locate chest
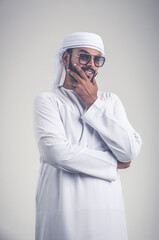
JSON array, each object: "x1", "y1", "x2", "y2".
[{"x1": 58, "y1": 98, "x2": 109, "y2": 151}]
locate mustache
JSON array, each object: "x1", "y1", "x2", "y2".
[{"x1": 81, "y1": 67, "x2": 95, "y2": 75}]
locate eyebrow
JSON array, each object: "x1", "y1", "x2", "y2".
[
  {"x1": 79, "y1": 49, "x2": 90, "y2": 54},
  {"x1": 79, "y1": 49, "x2": 101, "y2": 56}
]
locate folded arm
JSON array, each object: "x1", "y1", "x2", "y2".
[
  {"x1": 33, "y1": 93, "x2": 118, "y2": 181},
  {"x1": 82, "y1": 93, "x2": 142, "y2": 162}
]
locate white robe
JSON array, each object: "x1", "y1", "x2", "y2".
[{"x1": 33, "y1": 86, "x2": 142, "y2": 240}]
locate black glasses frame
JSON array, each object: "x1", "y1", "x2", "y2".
[{"x1": 68, "y1": 52, "x2": 105, "y2": 67}]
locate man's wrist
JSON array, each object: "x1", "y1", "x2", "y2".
[{"x1": 87, "y1": 96, "x2": 98, "y2": 108}]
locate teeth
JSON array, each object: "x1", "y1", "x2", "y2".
[{"x1": 85, "y1": 71, "x2": 92, "y2": 74}]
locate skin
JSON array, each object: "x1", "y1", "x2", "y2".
[
  {"x1": 63, "y1": 47, "x2": 99, "y2": 108},
  {"x1": 62, "y1": 47, "x2": 131, "y2": 169}
]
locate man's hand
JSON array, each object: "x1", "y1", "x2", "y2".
[
  {"x1": 117, "y1": 161, "x2": 131, "y2": 169},
  {"x1": 67, "y1": 64, "x2": 98, "y2": 108}
]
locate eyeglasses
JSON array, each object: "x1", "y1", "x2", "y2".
[{"x1": 69, "y1": 53, "x2": 105, "y2": 67}]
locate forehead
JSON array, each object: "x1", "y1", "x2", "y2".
[{"x1": 74, "y1": 47, "x2": 101, "y2": 55}]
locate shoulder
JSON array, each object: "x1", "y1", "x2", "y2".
[
  {"x1": 34, "y1": 87, "x2": 63, "y2": 102},
  {"x1": 33, "y1": 89, "x2": 62, "y2": 110},
  {"x1": 34, "y1": 92, "x2": 55, "y2": 100},
  {"x1": 34, "y1": 92, "x2": 54, "y2": 104}
]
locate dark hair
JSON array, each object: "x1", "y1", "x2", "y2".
[{"x1": 66, "y1": 48, "x2": 74, "y2": 54}]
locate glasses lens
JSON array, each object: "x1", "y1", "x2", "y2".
[
  {"x1": 94, "y1": 56, "x2": 105, "y2": 67},
  {"x1": 79, "y1": 54, "x2": 91, "y2": 65}
]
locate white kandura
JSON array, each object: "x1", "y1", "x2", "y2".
[{"x1": 33, "y1": 86, "x2": 142, "y2": 240}]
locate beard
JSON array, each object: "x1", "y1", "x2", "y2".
[{"x1": 68, "y1": 56, "x2": 96, "y2": 83}]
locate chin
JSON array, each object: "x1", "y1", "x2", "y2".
[{"x1": 86, "y1": 74, "x2": 93, "y2": 80}]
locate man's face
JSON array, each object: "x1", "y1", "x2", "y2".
[{"x1": 68, "y1": 47, "x2": 101, "y2": 82}]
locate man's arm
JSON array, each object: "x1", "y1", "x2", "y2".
[
  {"x1": 82, "y1": 94, "x2": 142, "y2": 162},
  {"x1": 68, "y1": 64, "x2": 142, "y2": 163},
  {"x1": 33, "y1": 93, "x2": 118, "y2": 181}
]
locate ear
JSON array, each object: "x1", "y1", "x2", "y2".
[{"x1": 62, "y1": 52, "x2": 69, "y2": 67}]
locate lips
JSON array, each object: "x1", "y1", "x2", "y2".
[
  {"x1": 82, "y1": 68, "x2": 95, "y2": 78},
  {"x1": 85, "y1": 70, "x2": 93, "y2": 76}
]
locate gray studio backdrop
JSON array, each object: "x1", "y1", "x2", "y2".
[{"x1": 1, "y1": 0, "x2": 159, "y2": 239}]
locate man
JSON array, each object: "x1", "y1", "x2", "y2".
[{"x1": 33, "y1": 32, "x2": 142, "y2": 240}]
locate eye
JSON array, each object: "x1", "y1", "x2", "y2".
[
  {"x1": 95, "y1": 56, "x2": 100, "y2": 64},
  {"x1": 80, "y1": 54, "x2": 90, "y2": 61},
  {"x1": 95, "y1": 56, "x2": 105, "y2": 66}
]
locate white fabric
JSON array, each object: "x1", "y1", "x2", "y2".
[
  {"x1": 52, "y1": 32, "x2": 105, "y2": 90},
  {"x1": 33, "y1": 87, "x2": 142, "y2": 240}
]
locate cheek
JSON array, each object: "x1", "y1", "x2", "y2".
[
  {"x1": 95, "y1": 68, "x2": 99, "y2": 73},
  {"x1": 71, "y1": 55, "x2": 78, "y2": 64}
]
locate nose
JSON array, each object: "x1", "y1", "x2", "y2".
[{"x1": 88, "y1": 56, "x2": 95, "y2": 67}]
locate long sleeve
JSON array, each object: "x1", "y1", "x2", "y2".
[
  {"x1": 82, "y1": 93, "x2": 142, "y2": 162},
  {"x1": 33, "y1": 93, "x2": 118, "y2": 181}
]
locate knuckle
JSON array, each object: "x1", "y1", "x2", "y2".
[
  {"x1": 125, "y1": 162, "x2": 130, "y2": 168},
  {"x1": 75, "y1": 65, "x2": 82, "y2": 72}
]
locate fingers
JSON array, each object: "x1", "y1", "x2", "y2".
[
  {"x1": 67, "y1": 65, "x2": 98, "y2": 93},
  {"x1": 73, "y1": 63, "x2": 88, "y2": 80},
  {"x1": 68, "y1": 63, "x2": 88, "y2": 82},
  {"x1": 68, "y1": 73, "x2": 78, "y2": 83},
  {"x1": 67, "y1": 69, "x2": 82, "y2": 83},
  {"x1": 117, "y1": 161, "x2": 131, "y2": 169}
]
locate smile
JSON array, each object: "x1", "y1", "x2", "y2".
[
  {"x1": 85, "y1": 70, "x2": 93, "y2": 75},
  {"x1": 82, "y1": 68, "x2": 95, "y2": 77}
]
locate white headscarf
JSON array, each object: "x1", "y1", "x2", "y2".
[{"x1": 52, "y1": 32, "x2": 105, "y2": 90}]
